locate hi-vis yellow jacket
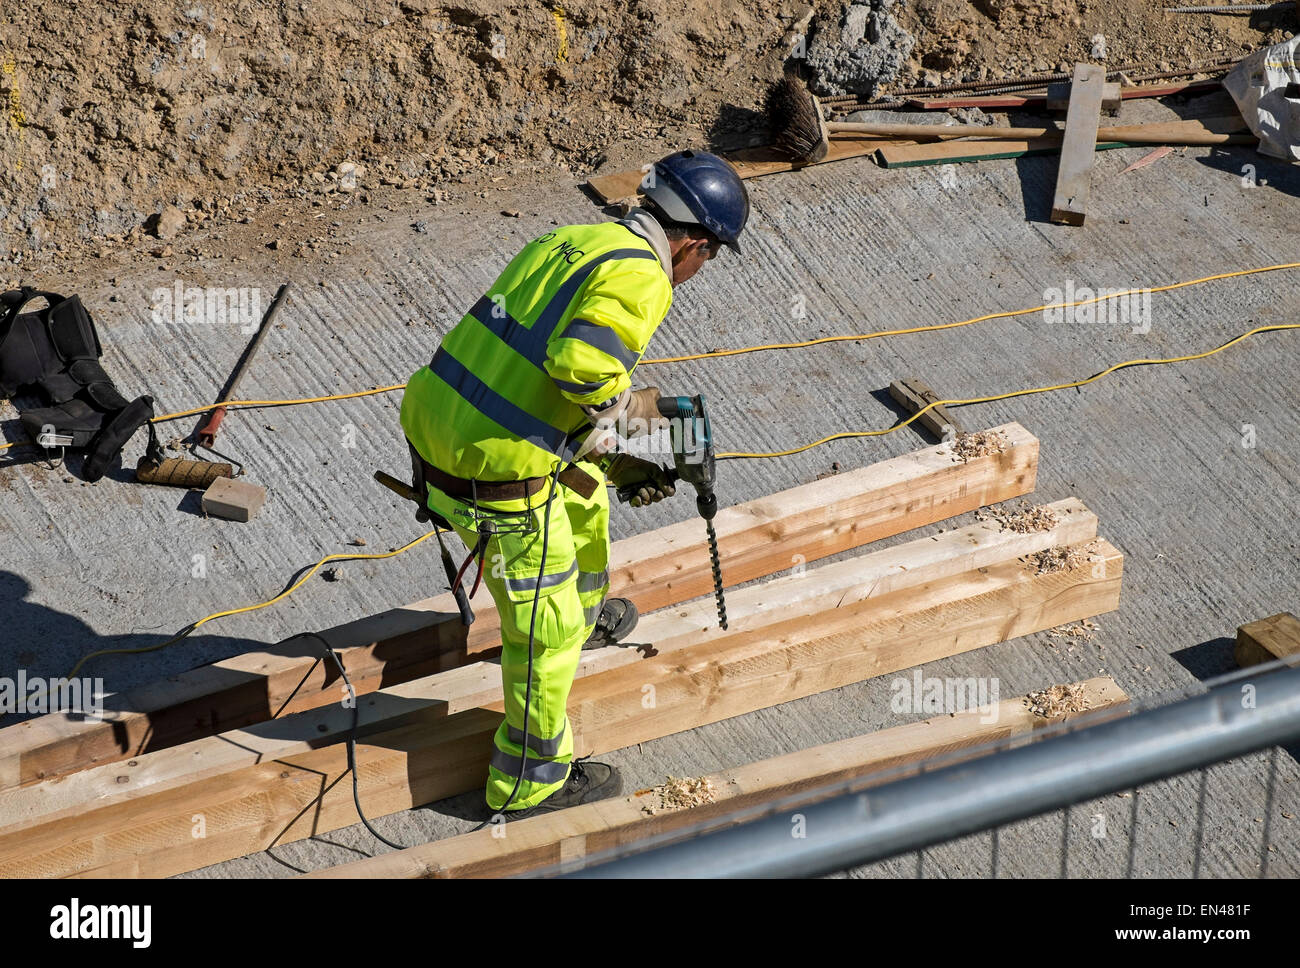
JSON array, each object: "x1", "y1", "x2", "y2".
[{"x1": 400, "y1": 221, "x2": 673, "y2": 481}]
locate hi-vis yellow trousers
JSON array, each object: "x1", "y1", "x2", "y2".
[{"x1": 425, "y1": 465, "x2": 610, "y2": 812}]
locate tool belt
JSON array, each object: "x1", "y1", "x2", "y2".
[
  {"x1": 421, "y1": 457, "x2": 546, "y2": 502},
  {"x1": 411, "y1": 444, "x2": 600, "y2": 505}
]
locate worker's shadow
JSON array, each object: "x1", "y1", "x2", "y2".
[{"x1": 0, "y1": 571, "x2": 272, "y2": 723}]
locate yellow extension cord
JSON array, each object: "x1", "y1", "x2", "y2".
[
  {"x1": 3, "y1": 259, "x2": 1299, "y2": 457},
  {"x1": 64, "y1": 529, "x2": 440, "y2": 680},
  {"x1": 3, "y1": 259, "x2": 1295, "y2": 677}
]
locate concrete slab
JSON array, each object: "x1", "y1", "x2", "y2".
[{"x1": 3, "y1": 134, "x2": 1298, "y2": 878}]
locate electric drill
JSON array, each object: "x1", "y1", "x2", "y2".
[{"x1": 616, "y1": 394, "x2": 727, "y2": 629}]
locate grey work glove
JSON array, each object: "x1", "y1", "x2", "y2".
[
  {"x1": 625, "y1": 387, "x2": 669, "y2": 436},
  {"x1": 604, "y1": 452, "x2": 676, "y2": 507}
]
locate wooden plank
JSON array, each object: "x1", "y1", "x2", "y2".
[
  {"x1": 876, "y1": 138, "x2": 1132, "y2": 169},
  {"x1": 877, "y1": 116, "x2": 1250, "y2": 168},
  {"x1": 307, "y1": 676, "x2": 1129, "y2": 878},
  {"x1": 584, "y1": 138, "x2": 899, "y2": 204},
  {"x1": 1051, "y1": 63, "x2": 1108, "y2": 226},
  {"x1": 0, "y1": 536, "x2": 1123, "y2": 877},
  {"x1": 0, "y1": 424, "x2": 1040, "y2": 790},
  {"x1": 888, "y1": 377, "x2": 965, "y2": 438},
  {"x1": 0, "y1": 498, "x2": 1098, "y2": 828},
  {"x1": 1103, "y1": 116, "x2": 1249, "y2": 142},
  {"x1": 1234, "y1": 613, "x2": 1300, "y2": 668}
]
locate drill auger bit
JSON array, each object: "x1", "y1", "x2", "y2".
[{"x1": 706, "y1": 519, "x2": 727, "y2": 630}]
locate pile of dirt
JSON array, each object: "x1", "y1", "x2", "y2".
[
  {"x1": 0, "y1": 1, "x2": 1287, "y2": 266},
  {"x1": 895, "y1": 0, "x2": 1289, "y2": 88},
  {"x1": 0, "y1": 0, "x2": 815, "y2": 261}
]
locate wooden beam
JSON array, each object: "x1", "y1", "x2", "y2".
[
  {"x1": 0, "y1": 498, "x2": 1098, "y2": 829},
  {"x1": 1051, "y1": 63, "x2": 1108, "y2": 226},
  {"x1": 1234, "y1": 613, "x2": 1300, "y2": 668},
  {"x1": 0, "y1": 533, "x2": 1122, "y2": 878},
  {"x1": 307, "y1": 676, "x2": 1129, "y2": 878},
  {"x1": 875, "y1": 116, "x2": 1251, "y2": 169},
  {"x1": 0, "y1": 424, "x2": 1040, "y2": 791}
]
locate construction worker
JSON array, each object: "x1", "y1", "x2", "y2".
[{"x1": 399, "y1": 149, "x2": 749, "y2": 819}]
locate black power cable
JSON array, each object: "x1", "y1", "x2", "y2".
[
  {"x1": 297, "y1": 631, "x2": 407, "y2": 850},
  {"x1": 494, "y1": 464, "x2": 562, "y2": 817},
  {"x1": 298, "y1": 464, "x2": 564, "y2": 848}
]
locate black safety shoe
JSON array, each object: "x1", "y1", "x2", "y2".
[
  {"x1": 583, "y1": 597, "x2": 639, "y2": 649},
  {"x1": 486, "y1": 757, "x2": 623, "y2": 824}
]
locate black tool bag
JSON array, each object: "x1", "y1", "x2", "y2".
[{"x1": 0, "y1": 287, "x2": 154, "y2": 481}]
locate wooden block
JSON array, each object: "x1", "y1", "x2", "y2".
[
  {"x1": 0, "y1": 533, "x2": 1123, "y2": 877},
  {"x1": 0, "y1": 424, "x2": 1040, "y2": 791},
  {"x1": 1048, "y1": 81, "x2": 1121, "y2": 114},
  {"x1": 1051, "y1": 64, "x2": 1107, "y2": 226},
  {"x1": 201, "y1": 477, "x2": 266, "y2": 522},
  {"x1": 1234, "y1": 613, "x2": 1300, "y2": 668},
  {"x1": 306, "y1": 676, "x2": 1129, "y2": 878},
  {"x1": 889, "y1": 377, "x2": 965, "y2": 438}
]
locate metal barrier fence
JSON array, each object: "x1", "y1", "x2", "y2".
[{"x1": 556, "y1": 659, "x2": 1300, "y2": 879}]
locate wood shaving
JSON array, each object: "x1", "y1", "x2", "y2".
[
  {"x1": 1026, "y1": 540, "x2": 1100, "y2": 575},
  {"x1": 1024, "y1": 681, "x2": 1093, "y2": 719},
  {"x1": 947, "y1": 429, "x2": 1007, "y2": 463},
  {"x1": 1046, "y1": 619, "x2": 1101, "y2": 642},
  {"x1": 975, "y1": 500, "x2": 1060, "y2": 533},
  {"x1": 639, "y1": 775, "x2": 718, "y2": 816}
]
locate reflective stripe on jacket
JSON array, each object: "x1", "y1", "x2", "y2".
[{"x1": 401, "y1": 221, "x2": 673, "y2": 480}]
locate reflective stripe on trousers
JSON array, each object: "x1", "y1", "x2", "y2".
[
  {"x1": 424, "y1": 463, "x2": 610, "y2": 812},
  {"x1": 507, "y1": 721, "x2": 567, "y2": 757}
]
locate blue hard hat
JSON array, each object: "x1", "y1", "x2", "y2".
[{"x1": 643, "y1": 150, "x2": 749, "y2": 252}]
